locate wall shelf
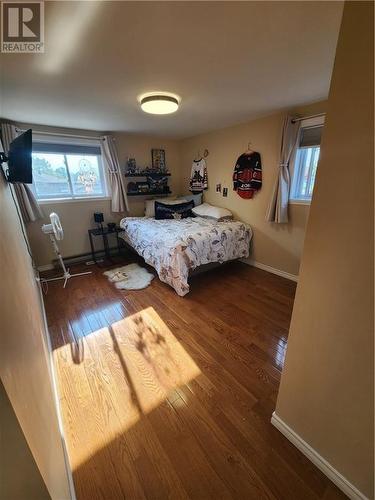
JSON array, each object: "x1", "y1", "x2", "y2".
[
  {"x1": 127, "y1": 190, "x2": 172, "y2": 197},
  {"x1": 125, "y1": 172, "x2": 171, "y2": 178},
  {"x1": 125, "y1": 171, "x2": 171, "y2": 199}
]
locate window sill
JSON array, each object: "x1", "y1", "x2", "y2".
[
  {"x1": 38, "y1": 196, "x2": 111, "y2": 205},
  {"x1": 289, "y1": 198, "x2": 311, "y2": 206}
]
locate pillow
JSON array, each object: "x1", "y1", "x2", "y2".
[
  {"x1": 177, "y1": 193, "x2": 203, "y2": 207},
  {"x1": 155, "y1": 200, "x2": 195, "y2": 220},
  {"x1": 192, "y1": 202, "x2": 233, "y2": 221},
  {"x1": 145, "y1": 197, "x2": 185, "y2": 218}
]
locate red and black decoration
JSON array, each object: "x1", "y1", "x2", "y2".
[{"x1": 233, "y1": 151, "x2": 262, "y2": 199}]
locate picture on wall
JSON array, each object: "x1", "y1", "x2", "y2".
[{"x1": 151, "y1": 149, "x2": 166, "y2": 171}]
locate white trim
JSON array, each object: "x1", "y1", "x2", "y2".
[
  {"x1": 289, "y1": 198, "x2": 311, "y2": 206},
  {"x1": 38, "y1": 196, "x2": 111, "y2": 205},
  {"x1": 241, "y1": 259, "x2": 298, "y2": 282},
  {"x1": 37, "y1": 264, "x2": 55, "y2": 272},
  {"x1": 271, "y1": 413, "x2": 369, "y2": 500}
]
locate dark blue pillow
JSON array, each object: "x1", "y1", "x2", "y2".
[{"x1": 155, "y1": 200, "x2": 195, "y2": 220}]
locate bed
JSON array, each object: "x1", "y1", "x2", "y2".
[{"x1": 118, "y1": 216, "x2": 252, "y2": 296}]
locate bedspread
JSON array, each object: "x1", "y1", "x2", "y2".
[{"x1": 119, "y1": 216, "x2": 252, "y2": 296}]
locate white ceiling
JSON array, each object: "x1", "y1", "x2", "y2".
[{"x1": 0, "y1": 1, "x2": 343, "y2": 138}]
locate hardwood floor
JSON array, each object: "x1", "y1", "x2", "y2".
[{"x1": 43, "y1": 258, "x2": 347, "y2": 500}]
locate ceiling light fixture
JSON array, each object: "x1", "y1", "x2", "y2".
[{"x1": 140, "y1": 93, "x2": 179, "y2": 115}]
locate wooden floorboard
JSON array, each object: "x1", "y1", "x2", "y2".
[{"x1": 42, "y1": 258, "x2": 348, "y2": 499}]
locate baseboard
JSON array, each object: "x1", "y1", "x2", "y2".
[
  {"x1": 241, "y1": 259, "x2": 299, "y2": 282},
  {"x1": 37, "y1": 264, "x2": 55, "y2": 272},
  {"x1": 271, "y1": 412, "x2": 369, "y2": 500},
  {"x1": 37, "y1": 246, "x2": 120, "y2": 272}
]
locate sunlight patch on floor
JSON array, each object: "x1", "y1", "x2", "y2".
[
  {"x1": 54, "y1": 306, "x2": 201, "y2": 470},
  {"x1": 111, "y1": 306, "x2": 201, "y2": 414}
]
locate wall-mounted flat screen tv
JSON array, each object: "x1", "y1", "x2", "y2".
[{"x1": 6, "y1": 129, "x2": 32, "y2": 184}]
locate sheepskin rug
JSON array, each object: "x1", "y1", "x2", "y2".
[{"x1": 104, "y1": 263, "x2": 154, "y2": 290}]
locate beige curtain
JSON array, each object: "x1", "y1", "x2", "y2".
[
  {"x1": 266, "y1": 116, "x2": 301, "y2": 223},
  {"x1": 1, "y1": 123, "x2": 43, "y2": 223},
  {"x1": 100, "y1": 135, "x2": 129, "y2": 213}
]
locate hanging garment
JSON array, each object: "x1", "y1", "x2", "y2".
[
  {"x1": 190, "y1": 158, "x2": 208, "y2": 193},
  {"x1": 233, "y1": 151, "x2": 262, "y2": 199}
]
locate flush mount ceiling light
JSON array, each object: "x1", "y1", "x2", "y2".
[{"x1": 140, "y1": 93, "x2": 179, "y2": 115}]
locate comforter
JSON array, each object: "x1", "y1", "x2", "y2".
[{"x1": 119, "y1": 216, "x2": 252, "y2": 296}]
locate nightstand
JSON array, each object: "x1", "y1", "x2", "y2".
[{"x1": 88, "y1": 226, "x2": 124, "y2": 265}]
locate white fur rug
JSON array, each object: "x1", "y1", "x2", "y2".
[{"x1": 104, "y1": 263, "x2": 154, "y2": 290}]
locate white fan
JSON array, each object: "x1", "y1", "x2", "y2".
[{"x1": 41, "y1": 212, "x2": 92, "y2": 288}]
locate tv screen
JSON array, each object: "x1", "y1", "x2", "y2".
[{"x1": 7, "y1": 129, "x2": 32, "y2": 184}]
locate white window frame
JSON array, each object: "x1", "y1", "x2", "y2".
[
  {"x1": 31, "y1": 133, "x2": 110, "y2": 204},
  {"x1": 289, "y1": 115, "x2": 325, "y2": 205}
]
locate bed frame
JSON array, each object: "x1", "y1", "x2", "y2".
[{"x1": 118, "y1": 236, "x2": 231, "y2": 277}]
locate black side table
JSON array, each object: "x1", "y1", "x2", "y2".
[{"x1": 88, "y1": 227, "x2": 124, "y2": 265}]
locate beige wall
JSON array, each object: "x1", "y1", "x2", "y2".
[
  {"x1": 21, "y1": 123, "x2": 182, "y2": 267},
  {"x1": 20, "y1": 101, "x2": 326, "y2": 271},
  {"x1": 113, "y1": 131, "x2": 183, "y2": 217},
  {"x1": 275, "y1": 2, "x2": 374, "y2": 498},
  {"x1": 0, "y1": 380, "x2": 50, "y2": 500},
  {"x1": 0, "y1": 171, "x2": 72, "y2": 497},
  {"x1": 180, "y1": 100, "x2": 327, "y2": 276},
  {"x1": 27, "y1": 197, "x2": 123, "y2": 266}
]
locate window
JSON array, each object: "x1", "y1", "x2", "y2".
[
  {"x1": 290, "y1": 116, "x2": 325, "y2": 203},
  {"x1": 31, "y1": 139, "x2": 107, "y2": 201}
]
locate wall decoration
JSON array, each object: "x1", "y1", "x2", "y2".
[
  {"x1": 126, "y1": 157, "x2": 138, "y2": 174},
  {"x1": 223, "y1": 187, "x2": 228, "y2": 197},
  {"x1": 147, "y1": 175, "x2": 169, "y2": 193},
  {"x1": 233, "y1": 148, "x2": 262, "y2": 199},
  {"x1": 189, "y1": 157, "x2": 208, "y2": 193},
  {"x1": 216, "y1": 183, "x2": 221, "y2": 193},
  {"x1": 151, "y1": 149, "x2": 166, "y2": 171}
]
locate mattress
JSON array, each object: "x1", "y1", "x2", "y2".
[{"x1": 119, "y1": 216, "x2": 252, "y2": 296}]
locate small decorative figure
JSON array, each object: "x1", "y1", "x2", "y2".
[{"x1": 126, "y1": 157, "x2": 137, "y2": 174}]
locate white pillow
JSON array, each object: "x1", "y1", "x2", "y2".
[
  {"x1": 145, "y1": 197, "x2": 187, "y2": 218},
  {"x1": 192, "y1": 202, "x2": 233, "y2": 221},
  {"x1": 176, "y1": 193, "x2": 203, "y2": 207}
]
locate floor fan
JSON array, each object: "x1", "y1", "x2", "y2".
[{"x1": 41, "y1": 212, "x2": 92, "y2": 288}]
